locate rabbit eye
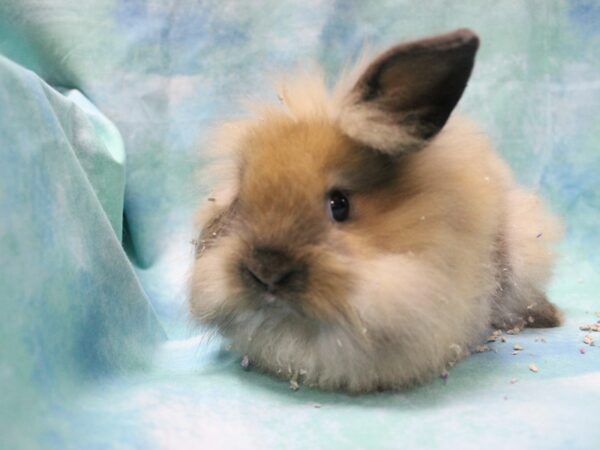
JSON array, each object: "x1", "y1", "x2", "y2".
[{"x1": 328, "y1": 190, "x2": 350, "y2": 222}]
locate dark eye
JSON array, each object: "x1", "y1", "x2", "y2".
[{"x1": 328, "y1": 190, "x2": 350, "y2": 222}]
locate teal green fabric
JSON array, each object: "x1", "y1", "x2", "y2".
[
  {"x1": 1, "y1": 1, "x2": 599, "y2": 449},
  {"x1": 0, "y1": 56, "x2": 164, "y2": 449}
]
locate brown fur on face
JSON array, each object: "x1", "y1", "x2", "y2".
[
  {"x1": 213, "y1": 116, "x2": 366, "y2": 324},
  {"x1": 190, "y1": 29, "x2": 562, "y2": 393}
]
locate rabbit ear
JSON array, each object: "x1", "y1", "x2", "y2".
[{"x1": 339, "y1": 29, "x2": 479, "y2": 154}]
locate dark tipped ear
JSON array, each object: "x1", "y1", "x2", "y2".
[{"x1": 339, "y1": 29, "x2": 479, "y2": 154}]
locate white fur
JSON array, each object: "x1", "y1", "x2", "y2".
[{"x1": 337, "y1": 94, "x2": 423, "y2": 154}]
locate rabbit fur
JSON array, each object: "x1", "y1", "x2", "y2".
[{"x1": 189, "y1": 29, "x2": 562, "y2": 393}]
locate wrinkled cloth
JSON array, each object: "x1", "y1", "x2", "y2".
[{"x1": 0, "y1": 1, "x2": 599, "y2": 449}]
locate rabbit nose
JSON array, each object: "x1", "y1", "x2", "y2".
[{"x1": 241, "y1": 247, "x2": 306, "y2": 292}]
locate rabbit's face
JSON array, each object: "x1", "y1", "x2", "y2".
[{"x1": 193, "y1": 116, "x2": 403, "y2": 327}]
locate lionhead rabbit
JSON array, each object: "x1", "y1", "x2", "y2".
[{"x1": 190, "y1": 29, "x2": 562, "y2": 393}]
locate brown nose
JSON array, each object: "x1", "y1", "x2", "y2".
[{"x1": 241, "y1": 247, "x2": 306, "y2": 292}]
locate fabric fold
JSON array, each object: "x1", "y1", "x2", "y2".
[{"x1": 0, "y1": 55, "x2": 164, "y2": 449}]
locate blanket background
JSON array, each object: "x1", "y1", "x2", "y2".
[{"x1": 1, "y1": 1, "x2": 598, "y2": 448}]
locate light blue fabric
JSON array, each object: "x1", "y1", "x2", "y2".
[
  {"x1": 0, "y1": 55, "x2": 164, "y2": 449},
  {"x1": 0, "y1": 1, "x2": 599, "y2": 449}
]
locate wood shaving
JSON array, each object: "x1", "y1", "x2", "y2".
[
  {"x1": 289, "y1": 372, "x2": 300, "y2": 391},
  {"x1": 527, "y1": 316, "x2": 535, "y2": 324},
  {"x1": 582, "y1": 335, "x2": 594, "y2": 346},
  {"x1": 528, "y1": 363, "x2": 539, "y2": 373},
  {"x1": 579, "y1": 323, "x2": 600, "y2": 332},
  {"x1": 240, "y1": 355, "x2": 250, "y2": 370},
  {"x1": 440, "y1": 371, "x2": 449, "y2": 383},
  {"x1": 474, "y1": 344, "x2": 490, "y2": 353},
  {"x1": 513, "y1": 343, "x2": 523, "y2": 351},
  {"x1": 487, "y1": 330, "x2": 503, "y2": 342},
  {"x1": 506, "y1": 327, "x2": 521, "y2": 335}
]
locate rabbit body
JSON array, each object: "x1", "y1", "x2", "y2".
[{"x1": 190, "y1": 30, "x2": 562, "y2": 392}]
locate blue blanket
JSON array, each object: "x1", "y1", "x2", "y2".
[{"x1": 1, "y1": 1, "x2": 599, "y2": 448}]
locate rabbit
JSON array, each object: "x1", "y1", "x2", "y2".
[{"x1": 189, "y1": 29, "x2": 563, "y2": 393}]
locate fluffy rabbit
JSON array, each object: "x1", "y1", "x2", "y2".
[{"x1": 189, "y1": 29, "x2": 562, "y2": 393}]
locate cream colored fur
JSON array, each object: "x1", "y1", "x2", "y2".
[{"x1": 189, "y1": 50, "x2": 562, "y2": 393}]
